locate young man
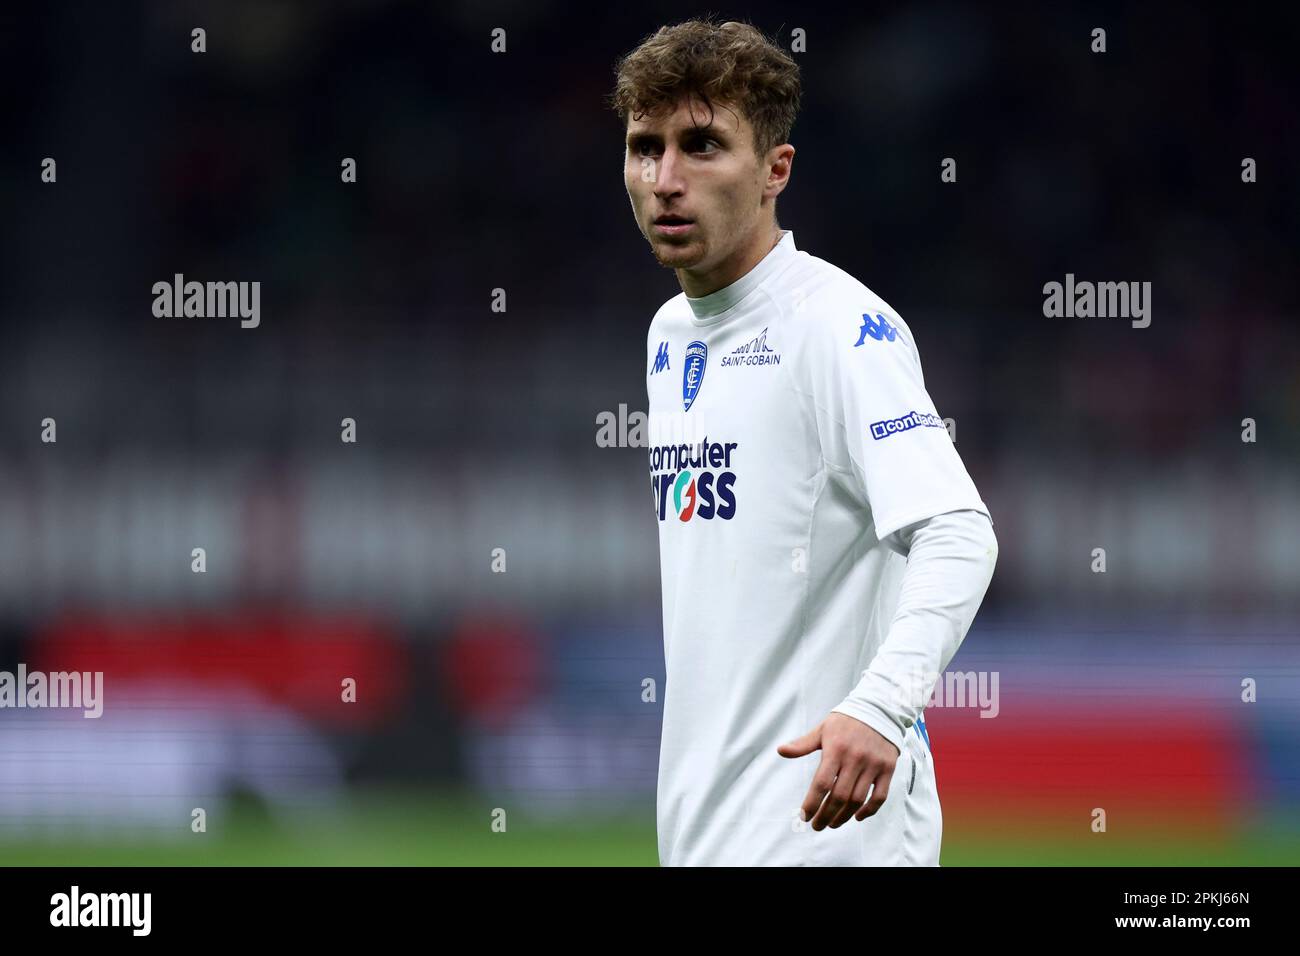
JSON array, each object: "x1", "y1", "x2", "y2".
[{"x1": 611, "y1": 19, "x2": 998, "y2": 866}]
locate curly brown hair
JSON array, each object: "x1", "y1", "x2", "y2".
[{"x1": 608, "y1": 17, "x2": 801, "y2": 158}]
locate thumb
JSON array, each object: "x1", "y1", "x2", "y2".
[{"x1": 777, "y1": 725, "x2": 822, "y2": 758}]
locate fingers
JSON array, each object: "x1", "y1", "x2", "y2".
[
  {"x1": 810, "y1": 757, "x2": 863, "y2": 830},
  {"x1": 828, "y1": 770, "x2": 874, "y2": 829},
  {"x1": 777, "y1": 727, "x2": 821, "y2": 759},
  {"x1": 798, "y1": 754, "x2": 839, "y2": 826},
  {"x1": 854, "y1": 764, "x2": 894, "y2": 821},
  {"x1": 786, "y1": 717, "x2": 902, "y2": 830}
]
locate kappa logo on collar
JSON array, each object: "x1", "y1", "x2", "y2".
[{"x1": 682, "y1": 340, "x2": 708, "y2": 412}]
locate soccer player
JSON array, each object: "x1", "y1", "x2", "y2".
[{"x1": 611, "y1": 18, "x2": 1000, "y2": 866}]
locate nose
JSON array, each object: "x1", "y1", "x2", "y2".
[{"x1": 653, "y1": 145, "x2": 686, "y2": 202}]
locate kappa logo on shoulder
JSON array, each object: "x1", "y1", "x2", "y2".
[
  {"x1": 682, "y1": 340, "x2": 708, "y2": 411},
  {"x1": 855, "y1": 312, "x2": 900, "y2": 345}
]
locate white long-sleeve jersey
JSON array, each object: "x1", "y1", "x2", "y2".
[{"x1": 645, "y1": 229, "x2": 997, "y2": 866}]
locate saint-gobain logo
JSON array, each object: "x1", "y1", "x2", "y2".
[{"x1": 682, "y1": 340, "x2": 708, "y2": 412}]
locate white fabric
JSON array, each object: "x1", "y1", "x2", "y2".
[
  {"x1": 833, "y1": 508, "x2": 999, "y2": 752},
  {"x1": 645, "y1": 229, "x2": 996, "y2": 865}
]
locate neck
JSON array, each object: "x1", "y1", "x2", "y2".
[{"x1": 678, "y1": 223, "x2": 783, "y2": 298}]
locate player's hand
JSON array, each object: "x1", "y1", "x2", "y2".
[{"x1": 776, "y1": 713, "x2": 901, "y2": 830}]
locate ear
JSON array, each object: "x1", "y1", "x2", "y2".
[{"x1": 766, "y1": 143, "x2": 795, "y2": 197}]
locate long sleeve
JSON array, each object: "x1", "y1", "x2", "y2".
[
  {"x1": 786, "y1": 289, "x2": 996, "y2": 752},
  {"x1": 830, "y1": 508, "x2": 998, "y2": 753}
]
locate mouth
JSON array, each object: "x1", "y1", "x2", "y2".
[{"x1": 653, "y1": 215, "x2": 695, "y2": 236}]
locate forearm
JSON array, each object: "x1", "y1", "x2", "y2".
[{"x1": 830, "y1": 508, "x2": 998, "y2": 752}]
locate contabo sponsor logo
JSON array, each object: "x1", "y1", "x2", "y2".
[
  {"x1": 869, "y1": 410, "x2": 946, "y2": 440},
  {"x1": 649, "y1": 438, "x2": 738, "y2": 522},
  {"x1": 722, "y1": 326, "x2": 780, "y2": 367}
]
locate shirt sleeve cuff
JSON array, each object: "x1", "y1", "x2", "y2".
[{"x1": 829, "y1": 699, "x2": 908, "y2": 756}]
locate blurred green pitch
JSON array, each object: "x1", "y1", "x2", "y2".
[{"x1": 1, "y1": 790, "x2": 1296, "y2": 866}]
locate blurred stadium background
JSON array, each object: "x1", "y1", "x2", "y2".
[{"x1": 1, "y1": 2, "x2": 1298, "y2": 864}]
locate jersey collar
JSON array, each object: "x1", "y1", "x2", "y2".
[{"x1": 685, "y1": 229, "x2": 797, "y2": 325}]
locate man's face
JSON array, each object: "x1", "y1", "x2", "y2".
[{"x1": 623, "y1": 95, "x2": 773, "y2": 275}]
